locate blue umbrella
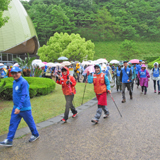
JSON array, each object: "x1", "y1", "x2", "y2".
[
  {"x1": 58, "y1": 56, "x2": 68, "y2": 61},
  {"x1": 0, "y1": 66, "x2": 5, "y2": 69}
]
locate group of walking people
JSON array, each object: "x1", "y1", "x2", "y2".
[
  {"x1": 114, "y1": 60, "x2": 160, "y2": 103},
  {"x1": 0, "y1": 59, "x2": 160, "y2": 147}
]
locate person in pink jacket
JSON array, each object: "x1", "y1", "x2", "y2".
[{"x1": 138, "y1": 64, "x2": 150, "y2": 95}]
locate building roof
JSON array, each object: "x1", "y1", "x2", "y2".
[{"x1": 0, "y1": 0, "x2": 39, "y2": 54}]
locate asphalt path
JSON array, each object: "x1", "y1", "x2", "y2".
[{"x1": 1, "y1": 80, "x2": 160, "y2": 160}]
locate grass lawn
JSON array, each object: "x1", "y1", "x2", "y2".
[
  {"x1": 94, "y1": 41, "x2": 160, "y2": 61},
  {"x1": 0, "y1": 83, "x2": 95, "y2": 136}
]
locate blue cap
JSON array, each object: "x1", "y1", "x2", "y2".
[
  {"x1": 128, "y1": 62, "x2": 132, "y2": 65},
  {"x1": 139, "y1": 60, "x2": 142, "y2": 62},
  {"x1": 11, "y1": 66, "x2": 22, "y2": 72},
  {"x1": 123, "y1": 61, "x2": 128, "y2": 63}
]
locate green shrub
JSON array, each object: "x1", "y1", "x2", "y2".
[
  {"x1": 144, "y1": 56, "x2": 159, "y2": 63},
  {"x1": 148, "y1": 57, "x2": 160, "y2": 69},
  {"x1": 0, "y1": 77, "x2": 56, "y2": 100}
]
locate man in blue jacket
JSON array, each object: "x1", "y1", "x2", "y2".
[
  {"x1": 0, "y1": 67, "x2": 39, "y2": 147},
  {"x1": 120, "y1": 61, "x2": 133, "y2": 103}
]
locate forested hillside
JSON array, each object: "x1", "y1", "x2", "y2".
[{"x1": 21, "y1": 0, "x2": 160, "y2": 46}]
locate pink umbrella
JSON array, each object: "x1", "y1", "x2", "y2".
[
  {"x1": 42, "y1": 62, "x2": 48, "y2": 65},
  {"x1": 83, "y1": 65, "x2": 95, "y2": 75},
  {"x1": 129, "y1": 59, "x2": 139, "y2": 64}
]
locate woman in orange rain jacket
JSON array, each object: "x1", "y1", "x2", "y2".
[{"x1": 56, "y1": 67, "x2": 78, "y2": 123}]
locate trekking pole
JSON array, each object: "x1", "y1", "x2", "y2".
[
  {"x1": 81, "y1": 71, "x2": 90, "y2": 105},
  {"x1": 109, "y1": 92, "x2": 122, "y2": 117},
  {"x1": 81, "y1": 82, "x2": 87, "y2": 105}
]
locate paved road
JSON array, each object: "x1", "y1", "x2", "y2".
[{"x1": 1, "y1": 80, "x2": 160, "y2": 160}]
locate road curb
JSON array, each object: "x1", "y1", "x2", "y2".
[{"x1": 0, "y1": 98, "x2": 98, "y2": 141}]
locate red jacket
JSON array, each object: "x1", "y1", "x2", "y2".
[{"x1": 56, "y1": 67, "x2": 76, "y2": 95}]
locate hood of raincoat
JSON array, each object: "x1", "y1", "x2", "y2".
[
  {"x1": 62, "y1": 67, "x2": 70, "y2": 79},
  {"x1": 76, "y1": 63, "x2": 80, "y2": 67},
  {"x1": 94, "y1": 64, "x2": 102, "y2": 75}
]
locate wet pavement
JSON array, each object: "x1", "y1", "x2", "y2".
[{"x1": 1, "y1": 80, "x2": 160, "y2": 160}]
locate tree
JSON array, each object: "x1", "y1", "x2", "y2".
[
  {"x1": 0, "y1": 0, "x2": 11, "y2": 28},
  {"x1": 95, "y1": 6, "x2": 120, "y2": 40},
  {"x1": 120, "y1": 39, "x2": 139, "y2": 60},
  {"x1": 38, "y1": 32, "x2": 95, "y2": 62}
]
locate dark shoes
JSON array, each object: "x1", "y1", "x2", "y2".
[
  {"x1": 130, "y1": 95, "x2": 133, "y2": 99},
  {"x1": 29, "y1": 135, "x2": 40, "y2": 142},
  {"x1": 0, "y1": 139, "x2": 12, "y2": 147},
  {"x1": 121, "y1": 99, "x2": 126, "y2": 103},
  {"x1": 91, "y1": 119, "x2": 99, "y2": 124},
  {"x1": 103, "y1": 113, "x2": 109, "y2": 119}
]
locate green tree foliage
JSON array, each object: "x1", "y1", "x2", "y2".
[
  {"x1": 120, "y1": 39, "x2": 139, "y2": 60},
  {"x1": 21, "y1": 0, "x2": 160, "y2": 45},
  {"x1": 95, "y1": 6, "x2": 120, "y2": 40},
  {"x1": 27, "y1": 3, "x2": 76, "y2": 45},
  {"x1": 38, "y1": 32, "x2": 95, "y2": 62},
  {"x1": 0, "y1": 0, "x2": 11, "y2": 28}
]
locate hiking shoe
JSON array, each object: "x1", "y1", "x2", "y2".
[
  {"x1": 121, "y1": 99, "x2": 126, "y2": 103},
  {"x1": 72, "y1": 113, "x2": 78, "y2": 118},
  {"x1": 61, "y1": 118, "x2": 67, "y2": 123},
  {"x1": 0, "y1": 139, "x2": 12, "y2": 147},
  {"x1": 154, "y1": 90, "x2": 156, "y2": 93},
  {"x1": 103, "y1": 114, "x2": 109, "y2": 119},
  {"x1": 130, "y1": 95, "x2": 133, "y2": 100},
  {"x1": 29, "y1": 135, "x2": 39, "y2": 142},
  {"x1": 91, "y1": 119, "x2": 98, "y2": 124}
]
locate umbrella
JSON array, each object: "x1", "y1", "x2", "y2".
[
  {"x1": 46, "y1": 62, "x2": 57, "y2": 67},
  {"x1": 33, "y1": 63, "x2": 45, "y2": 68},
  {"x1": 129, "y1": 59, "x2": 139, "y2": 64},
  {"x1": 0, "y1": 65, "x2": 5, "y2": 69},
  {"x1": 110, "y1": 60, "x2": 119, "y2": 64},
  {"x1": 42, "y1": 62, "x2": 48, "y2": 65},
  {"x1": 58, "y1": 56, "x2": 68, "y2": 61},
  {"x1": 96, "y1": 58, "x2": 108, "y2": 64},
  {"x1": 6, "y1": 63, "x2": 13, "y2": 66},
  {"x1": 83, "y1": 65, "x2": 95, "y2": 74},
  {"x1": 13, "y1": 63, "x2": 19, "y2": 67},
  {"x1": 81, "y1": 61, "x2": 91, "y2": 65},
  {"x1": 62, "y1": 61, "x2": 71, "y2": 66},
  {"x1": 0, "y1": 63, "x2": 4, "y2": 66},
  {"x1": 32, "y1": 59, "x2": 42, "y2": 65}
]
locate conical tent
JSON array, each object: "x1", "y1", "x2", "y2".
[{"x1": 0, "y1": 0, "x2": 39, "y2": 54}]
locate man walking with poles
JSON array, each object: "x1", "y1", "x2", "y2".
[
  {"x1": 120, "y1": 61, "x2": 133, "y2": 103},
  {"x1": 88, "y1": 64, "x2": 111, "y2": 124}
]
